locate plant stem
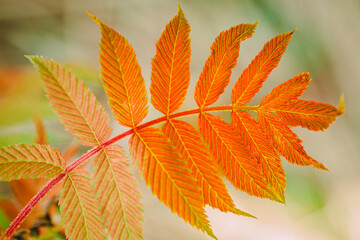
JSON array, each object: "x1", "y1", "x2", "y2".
[{"x1": 4, "y1": 104, "x2": 257, "y2": 237}]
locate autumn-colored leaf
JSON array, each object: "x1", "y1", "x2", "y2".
[
  {"x1": 258, "y1": 111, "x2": 327, "y2": 170},
  {"x1": 195, "y1": 22, "x2": 258, "y2": 108},
  {"x1": 59, "y1": 170, "x2": 106, "y2": 240},
  {"x1": 93, "y1": 145, "x2": 143, "y2": 240},
  {"x1": 232, "y1": 31, "x2": 295, "y2": 105},
  {"x1": 162, "y1": 119, "x2": 253, "y2": 217},
  {"x1": 28, "y1": 56, "x2": 112, "y2": 146},
  {"x1": 199, "y1": 113, "x2": 281, "y2": 202},
  {"x1": 260, "y1": 72, "x2": 310, "y2": 108},
  {"x1": 129, "y1": 127, "x2": 217, "y2": 239},
  {"x1": 231, "y1": 111, "x2": 286, "y2": 201},
  {"x1": 151, "y1": 4, "x2": 191, "y2": 115},
  {"x1": 0, "y1": 144, "x2": 65, "y2": 181},
  {"x1": 90, "y1": 13, "x2": 148, "y2": 128},
  {"x1": 273, "y1": 99, "x2": 344, "y2": 131}
]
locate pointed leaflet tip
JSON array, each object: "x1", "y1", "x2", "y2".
[
  {"x1": 338, "y1": 94, "x2": 346, "y2": 114},
  {"x1": 87, "y1": 11, "x2": 101, "y2": 25}
]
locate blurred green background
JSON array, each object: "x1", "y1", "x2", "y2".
[{"x1": 0, "y1": 0, "x2": 358, "y2": 239}]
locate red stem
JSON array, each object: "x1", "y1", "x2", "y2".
[{"x1": 4, "y1": 104, "x2": 257, "y2": 237}]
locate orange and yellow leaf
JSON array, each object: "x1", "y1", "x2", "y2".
[
  {"x1": 199, "y1": 113, "x2": 280, "y2": 202},
  {"x1": 232, "y1": 31, "x2": 294, "y2": 105},
  {"x1": 162, "y1": 119, "x2": 253, "y2": 217},
  {"x1": 93, "y1": 145, "x2": 143, "y2": 240},
  {"x1": 28, "y1": 56, "x2": 111, "y2": 146},
  {"x1": 274, "y1": 99, "x2": 344, "y2": 131},
  {"x1": 260, "y1": 72, "x2": 310, "y2": 108},
  {"x1": 0, "y1": 144, "x2": 65, "y2": 181},
  {"x1": 90, "y1": 14, "x2": 148, "y2": 128},
  {"x1": 231, "y1": 111, "x2": 286, "y2": 201},
  {"x1": 151, "y1": 4, "x2": 191, "y2": 115},
  {"x1": 59, "y1": 170, "x2": 106, "y2": 240},
  {"x1": 258, "y1": 111, "x2": 327, "y2": 170},
  {"x1": 129, "y1": 127, "x2": 217, "y2": 239},
  {"x1": 195, "y1": 22, "x2": 258, "y2": 108}
]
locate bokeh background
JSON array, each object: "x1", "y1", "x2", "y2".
[{"x1": 0, "y1": 0, "x2": 359, "y2": 239}]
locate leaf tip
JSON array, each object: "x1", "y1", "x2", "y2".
[
  {"x1": 338, "y1": 94, "x2": 346, "y2": 115},
  {"x1": 87, "y1": 11, "x2": 101, "y2": 25}
]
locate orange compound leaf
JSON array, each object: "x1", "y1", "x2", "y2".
[
  {"x1": 129, "y1": 127, "x2": 217, "y2": 239},
  {"x1": 232, "y1": 30, "x2": 295, "y2": 106},
  {"x1": 260, "y1": 72, "x2": 311, "y2": 108},
  {"x1": 151, "y1": 4, "x2": 191, "y2": 115},
  {"x1": 92, "y1": 145, "x2": 143, "y2": 240},
  {"x1": 274, "y1": 99, "x2": 344, "y2": 131},
  {"x1": 59, "y1": 170, "x2": 106, "y2": 240},
  {"x1": 162, "y1": 119, "x2": 254, "y2": 217},
  {"x1": 199, "y1": 113, "x2": 280, "y2": 202},
  {"x1": 195, "y1": 22, "x2": 258, "y2": 108},
  {"x1": 231, "y1": 111, "x2": 286, "y2": 202},
  {"x1": 258, "y1": 111, "x2": 328, "y2": 170},
  {"x1": 90, "y1": 14, "x2": 148, "y2": 128},
  {"x1": 28, "y1": 56, "x2": 112, "y2": 147},
  {"x1": 0, "y1": 144, "x2": 65, "y2": 181}
]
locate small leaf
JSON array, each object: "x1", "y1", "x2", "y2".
[
  {"x1": 0, "y1": 144, "x2": 65, "y2": 181},
  {"x1": 195, "y1": 22, "x2": 258, "y2": 108},
  {"x1": 93, "y1": 145, "x2": 143, "y2": 240},
  {"x1": 260, "y1": 72, "x2": 310, "y2": 108},
  {"x1": 232, "y1": 111, "x2": 286, "y2": 201},
  {"x1": 28, "y1": 56, "x2": 111, "y2": 147},
  {"x1": 59, "y1": 170, "x2": 106, "y2": 240},
  {"x1": 129, "y1": 127, "x2": 217, "y2": 239},
  {"x1": 258, "y1": 111, "x2": 327, "y2": 170},
  {"x1": 232, "y1": 30, "x2": 295, "y2": 105},
  {"x1": 274, "y1": 99, "x2": 344, "y2": 131},
  {"x1": 89, "y1": 13, "x2": 148, "y2": 128},
  {"x1": 162, "y1": 119, "x2": 253, "y2": 217},
  {"x1": 199, "y1": 113, "x2": 281, "y2": 202},
  {"x1": 151, "y1": 4, "x2": 191, "y2": 115}
]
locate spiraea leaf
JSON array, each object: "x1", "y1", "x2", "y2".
[
  {"x1": 231, "y1": 111, "x2": 286, "y2": 201},
  {"x1": 258, "y1": 111, "x2": 327, "y2": 170},
  {"x1": 129, "y1": 127, "x2": 217, "y2": 239},
  {"x1": 232, "y1": 31, "x2": 294, "y2": 105},
  {"x1": 28, "y1": 56, "x2": 111, "y2": 146},
  {"x1": 162, "y1": 119, "x2": 253, "y2": 217},
  {"x1": 0, "y1": 144, "x2": 65, "y2": 181},
  {"x1": 150, "y1": 4, "x2": 191, "y2": 115},
  {"x1": 90, "y1": 14, "x2": 148, "y2": 128},
  {"x1": 93, "y1": 145, "x2": 143, "y2": 240},
  {"x1": 199, "y1": 113, "x2": 281, "y2": 202},
  {"x1": 59, "y1": 170, "x2": 106, "y2": 240},
  {"x1": 195, "y1": 22, "x2": 258, "y2": 108}
]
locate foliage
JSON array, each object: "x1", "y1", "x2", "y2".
[{"x1": 0, "y1": 4, "x2": 344, "y2": 240}]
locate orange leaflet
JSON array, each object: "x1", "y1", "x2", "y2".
[
  {"x1": 90, "y1": 14, "x2": 148, "y2": 128},
  {"x1": 92, "y1": 145, "x2": 143, "y2": 240},
  {"x1": 195, "y1": 22, "x2": 258, "y2": 108},
  {"x1": 129, "y1": 127, "x2": 217, "y2": 239},
  {"x1": 162, "y1": 119, "x2": 253, "y2": 217},
  {"x1": 151, "y1": 5, "x2": 191, "y2": 115},
  {"x1": 274, "y1": 99, "x2": 344, "y2": 131},
  {"x1": 260, "y1": 72, "x2": 310, "y2": 108},
  {"x1": 232, "y1": 31, "x2": 295, "y2": 106},
  {"x1": 199, "y1": 113, "x2": 281, "y2": 202},
  {"x1": 231, "y1": 111, "x2": 286, "y2": 202},
  {"x1": 258, "y1": 111, "x2": 328, "y2": 170},
  {"x1": 29, "y1": 57, "x2": 112, "y2": 147},
  {"x1": 59, "y1": 170, "x2": 106, "y2": 240}
]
